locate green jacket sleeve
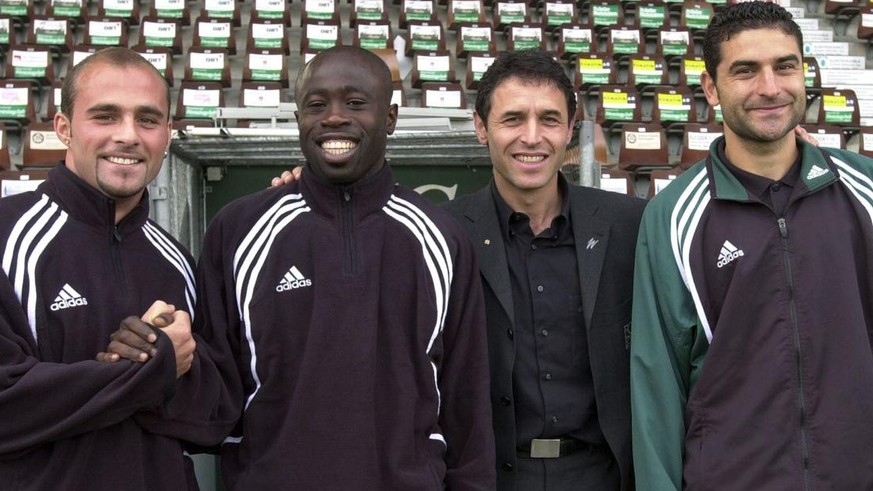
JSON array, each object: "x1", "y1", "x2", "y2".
[{"x1": 630, "y1": 201, "x2": 697, "y2": 491}]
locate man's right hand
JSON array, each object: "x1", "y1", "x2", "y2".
[{"x1": 270, "y1": 166, "x2": 303, "y2": 188}]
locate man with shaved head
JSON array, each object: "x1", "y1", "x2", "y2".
[{"x1": 199, "y1": 46, "x2": 495, "y2": 489}]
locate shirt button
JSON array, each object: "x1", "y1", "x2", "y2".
[
  {"x1": 552, "y1": 416, "x2": 558, "y2": 423},
  {"x1": 536, "y1": 285, "x2": 544, "y2": 292},
  {"x1": 773, "y1": 183, "x2": 782, "y2": 191},
  {"x1": 531, "y1": 244, "x2": 538, "y2": 250},
  {"x1": 541, "y1": 329, "x2": 549, "y2": 337},
  {"x1": 503, "y1": 463, "x2": 513, "y2": 472},
  {"x1": 500, "y1": 396, "x2": 512, "y2": 406},
  {"x1": 507, "y1": 328, "x2": 514, "y2": 339},
  {"x1": 545, "y1": 373, "x2": 552, "y2": 381}
]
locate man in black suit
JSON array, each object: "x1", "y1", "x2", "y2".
[{"x1": 442, "y1": 50, "x2": 645, "y2": 491}]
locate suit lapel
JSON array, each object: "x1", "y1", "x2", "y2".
[
  {"x1": 571, "y1": 188, "x2": 610, "y2": 329},
  {"x1": 463, "y1": 186, "x2": 515, "y2": 325}
]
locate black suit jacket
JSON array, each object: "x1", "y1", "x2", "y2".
[{"x1": 443, "y1": 178, "x2": 645, "y2": 491}]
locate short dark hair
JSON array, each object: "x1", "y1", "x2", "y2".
[
  {"x1": 61, "y1": 47, "x2": 171, "y2": 120},
  {"x1": 703, "y1": 1, "x2": 803, "y2": 83},
  {"x1": 295, "y1": 46, "x2": 393, "y2": 103},
  {"x1": 474, "y1": 50, "x2": 576, "y2": 127}
]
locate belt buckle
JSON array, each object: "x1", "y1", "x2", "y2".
[{"x1": 530, "y1": 438, "x2": 562, "y2": 458}]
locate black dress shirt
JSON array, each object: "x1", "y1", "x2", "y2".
[{"x1": 492, "y1": 181, "x2": 606, "y2": 448}]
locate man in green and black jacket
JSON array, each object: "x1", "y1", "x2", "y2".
[{"x1": 631, "y1": 2, "x2": 873, "y2": 490}]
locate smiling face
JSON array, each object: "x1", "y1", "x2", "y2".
[
  {"x1": 701, "y1": 28, "x2": 805, "y2": 149},
  {"x1": 294, "y1": 48, "x2": 398, "y2": 185},
  {"x1": 475, "y1": 76, "x2": 574, "y2": 200},
  {"x1": 54, "y1": 61, "x2": 171, "y2": 220}
]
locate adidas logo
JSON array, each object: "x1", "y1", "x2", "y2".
[
  {"x1": 716, "y1": 240, "x2": 744, "y2": 268},
  {"x1": 806, "y1": 165, "x2": 829, "y2": 180},
  {"x1": 275, "y1": 266, "x2": 312, "y2": 292},
  {"x1": 50, "y1": 284, "x2": 89, "y2": 311}
]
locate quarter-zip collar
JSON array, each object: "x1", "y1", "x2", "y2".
[
  {"x1": 705, "y1": 136, "x2": 840, "y2": 202},
  {"x1": 39, "y1": 162, "x2": 150, "y2": 237},
  {"x1": 299, "y1": 161, "x2": 396, "y2": 221}
]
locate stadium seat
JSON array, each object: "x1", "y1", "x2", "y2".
[
  {"x1": 448, "y1": 0, "x2": 486, "y2": 29},
  {"x1": 251, "y1": 0, "x2": 291, "y2": 25},
  {"x1": 184, "y1": 47, "x2": 232, "y2": 87},
  {"x1": 858, "y1": 125, "x2": 873, "y2": 158},
  {"x1": 400, "y1": 0, "x2": 437, "y2": 28},
  {"x1": 493, "y1": 0, "x2": 531, "y2": 30},
  {"x1": 175, "y1": 81, "x2": 225, "y2": 122},
  {"x1": 618, "y1": 122, "x2": 669, "y2": 171},
  {"x1": 626, "y1": 54, "x2": 669, "y2": 88},
  {"x1": 353, "y1": 21, "x2": 393, "y2": 50},
  {"x1": 0, "y1": 0, "x2": 34, "y2": 24},
  {"x1": 801, "y1": 124, "x2": 847, "y2": 149},
  {"x1": 243, "y1": 48, "x2": 289, "y2": 88},
  {"x1": 599, "y1": 169, "x2": 635, "y2": 195},
  {"x1": 456, "y1": 22, "x2": 495, "y2": 57},
  {"x1": 575, "y1": 52, "x2": 617, "y2": 90},
  {"x1": 679, "y1": 54, "x2": 705, "y2": 88},
  {"x1": 246, "y1": 18, "x2": 290, "y2": 54},
  {"x1": 657, "y1": 26, "x2": 693, "y2": 59},
  {"x1": 22, "y1": 122, "x2": 66, "y2": 168},
  {"x1": 541, "y1": 0, "x2": 576, "y2": 30},
  {"x1": 647, "y1": 168, "x2": 682, "y2": 197},
  {"x1": 507, "y1": 22, "x2": 547, "y2": 51},
  {"x1": 589, "y1": 0, "x2": 624, "y2": 28},
  {"x1": 816, "y1": 88, "x2": 861, "y2": 126},
  {"x1": 678, "y1": 122, "x2": 722, "y2": 169},
  {"x1": 556, "y1": 23, "x2": 595, "y2": 59},
  {"x1": 405, "y1": 20, "x2": 447, "y2": 54},
  {"x1": 679, "y1": 0, "x2": 713, "y2": 34},
  {"x1": 300, "y1": 20, "x2": 342, "y2": 52},
  {"x1": 629, "y1": 0, "x2": 668, "y2": 32},
  {"x1": 68, "y1": 45, "x2": 103, "y2": 71},
  {"x1": 26, "y1": 16, "x2": 73, "y2": 54},
  {"x1": 147, "y1": 0, "x2": 191, "y2": 26},
  {"x1": 858, "y1": 5, "x2": 873, "y2": 40},
  {"x1": 0, "y1": 170, "x2": 49, "y2": 197},
  {"x1": 44, "y1": 0, "x2": 85, "y2": 26},
  {"x1": 5, "y1": 45, "x2": 55, "y2": 90},
  {"x1": 607, "y1": 27, "x2": 644, "y2": 56},
  {"x1": 83, "y1": 17, "x2": 129, "y2": 47},
  {"x1": 302, "y1": 0, "x2": 340, "y2": 25},
  {"x1": 237, "y1": 81, "x2": 285, "y2": 127},
  {"x1": 652, "y1": 85, "x2": 696, "y2": 126},
  {"x1": 351, "y1": 0, "x2": 389, "y2": 26},
  {"x1": 202, "y1": 0, "x2": 242, "y2": 28},
  {"x1": 465, "y1": 51, "x2": 497, "y2": 90},
  {"x1": 138, "y1": 17, "x2": 184, "y2": 55},
  {"x1": 411, "y1": 50, "x2": 458, "y2": 88},
  {"x1": 193, "y1": 16, "x2": 236, "y2": 55},
  {"x1": 0, "y1": 79, "x2": 39, "y2": 132},
  {"x1": 47, "y1": 80, "x2": 62, "y2": 121},
  {"x1": 132, "y1": 46, "x2": 174, "y2": 85},
  {"x1": 0, "y1": 123, "x2": 11, "y2": 170},
  {"x1": 0, "y1": 15, "x2": 13, "y2": 47},
  {"x1": 421, "y1": 82, "x2": 467, "y2": 109},
  {"x1": 592, "y1": 85, "x2": 642, "y2": 128},
  {"x1": 95, "y1": 0, "x2": 141, "y2": 26}
]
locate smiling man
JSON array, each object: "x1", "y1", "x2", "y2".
[
  {"x1": 199, "y1": 46, "x2": 495, "y2": 490},
  {"x1": 631, "y1": 2, "x2": 873, "y2": 490},
  {"x1": 0, "y1": 47, "x2": 240, "y2": 489},
  {"x1": 444, "y1": 50, "x2": 646, "y2": 491}
]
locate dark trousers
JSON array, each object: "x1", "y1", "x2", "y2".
[{"x1": 515, "y1": 446, "x2": 620, "y2": 491}]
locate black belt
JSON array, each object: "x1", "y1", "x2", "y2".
[{"x1": 517, "y1": 438, "x2": 589, "y2": 458}]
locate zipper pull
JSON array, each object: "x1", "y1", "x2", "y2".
[
  {"x1": 778, "y1": 218, "x2": 788, "y2": 239},
  {"x1": 343, "y1": 189, "x2": 351, "y2": 202}
]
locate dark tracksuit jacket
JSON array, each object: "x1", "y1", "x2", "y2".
[
  {"x1": 0, "y1": 164, "x2": 241, "y2": 490},
  {"x1": 200, "y1": 164, "x2": 495, "y2": 490},
  {"x1": 631, "y1": 138, "x2": 873, "y2": 490}
]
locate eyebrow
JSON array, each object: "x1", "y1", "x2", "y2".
[
  {"x1": 86, "y1": 103, "x2": 166, "y2": 119},
  {"x1": 728, "y1": 54, "x2": 801, "y2": 72},
  {"x1": 496, "y1": 108, "x2": 565, "y2": 119}
]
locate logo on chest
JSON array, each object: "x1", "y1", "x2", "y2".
[
  {"x1": 50, "y1": 284, "x2": 89, "y2": 311},
  {"x1": 275, "y1": 266, "x2": 312, "y2": 292},
  {"x1": 716, "y1": 240, "x2": 744, "y2": 268}
]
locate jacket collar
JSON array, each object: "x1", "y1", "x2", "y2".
[
  {"x1": 707, "y1": 136, "x2": 839, "y2": 201},
  {"x1": 41, "y1": 162, "x2": 150, "y2": 234},
  {"x1": 300, "y1": 162, "x2": 396, "y2": 221}
]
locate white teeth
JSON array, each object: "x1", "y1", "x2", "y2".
[
  {"x1": 321, "y1": 140, "x2": 357, "y2": 155},
  {"x1": 516, "y1": 155, "x2": 545, "y2": 163},
  {"x1": 105, "y1": 156, "x2": 139, "y2": 165}
]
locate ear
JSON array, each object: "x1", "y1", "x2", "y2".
[
  {"x1": 700, "y1": 70, "x2": 720, "y2": 107},
  {"x1": 565, "y1": 117, "x2": 577, "y2": 146},
  {"x1": 385, "y1": 103, "x2": 398, "y2": 135},
  {"x1": 164, "y1": 119, "x2": 172, "y2": 154},
  {"x1": 473, "y1": 111, "x2": 488, "y2": 145},
  {"x1": 54, "y1": 111, "x2": 71, "y2": 144}
]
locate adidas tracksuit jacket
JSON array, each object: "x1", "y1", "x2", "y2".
[
  {"x1": 630, "y1": 138, "x2": 873, "y2": 490},
  {"x1": 0, "y1": 164, "x2": 240, "y2": 490},
  {"x1": 199, "y1": 164, "x2": 495, "y2": 490}
]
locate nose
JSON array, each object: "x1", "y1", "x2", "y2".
[
  {"x1": 114, "y1": 116, "x2": 140, "y2": 145},
  {"x1": 519, "y1": 118, "x2": 543, "y2": 146},
  {"x1": 321, "y1": 102, "x2": 350, "y2": 127},
  {"x1": 756, "y1": 68, "x2": 781, "y2": 98}
]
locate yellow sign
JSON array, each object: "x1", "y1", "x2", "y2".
[
  {"x1": 823, "y1": 94, "x2": 847, "y2": 109},
  {"x1": 685, "y1": 59, "x2": 705, "y2": 73},
  {"x1": 603, "y1": 91, "x2": 628, "y2": 105},
  {"x1": 633, "y1": 59, "x2": 656, "y2": 72},
  {"x1": 579, "y1": 58, "x2": 604, "y2": 71},
  {"x1": 658, "y1": 93, "x2": 683, "y2": 106}
]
